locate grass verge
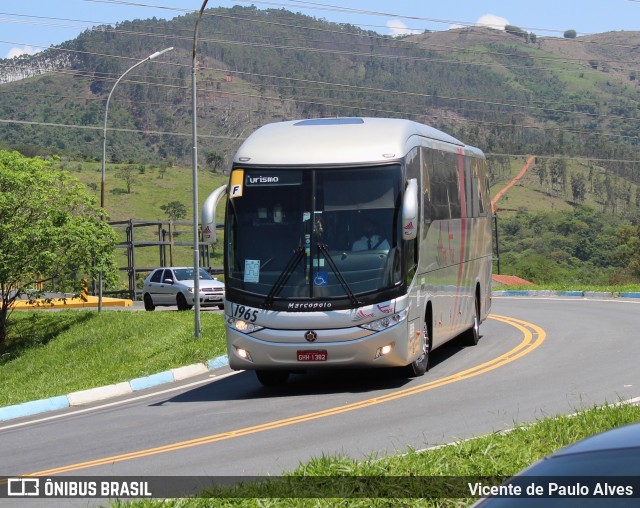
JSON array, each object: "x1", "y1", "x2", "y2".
[
  {"x1": 117, "y1": 402, "x2": 640, "y2": 507},
  {"x1": 0, "y1": 310, "x2": 227, "y2": 407}
]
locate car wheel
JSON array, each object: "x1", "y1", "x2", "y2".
[
  {"x1": 176, "y1": 293, "x2": 190, "y2": 311},
  {"x1": 217, "y1": 304, "x2": 224, "y2": 310},
  {"x1": 143, "y1": 294, "x2": 155, "y2": 311}
]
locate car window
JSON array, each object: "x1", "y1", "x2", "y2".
[
  {"x1": 198, "y1": 268, "x2": 214, "y2": 280},
  {"x1": 174, "y1": 269, "x2": 195, "y2": 281},
  {"x1": 163, "y1": 269, "x2": 174, "y2": 283},
  {"x1": 150, "y1": 270, "x2": 163, "y2": 283}
]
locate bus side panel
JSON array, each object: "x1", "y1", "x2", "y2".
[{"x1": 414, "y1": 145, "x2": 492, "y2": 351}]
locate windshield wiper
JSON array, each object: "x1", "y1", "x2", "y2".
[
  {"x1": 316, "y1": 243, "x2": 362, "y2": 307},
  {"x1": 263, "y1": 246, "x2": 305, "y2": 308}
]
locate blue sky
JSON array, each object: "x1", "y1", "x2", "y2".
[{"x1": 1, "y1": 0, "x2": 639, "y2": 59}]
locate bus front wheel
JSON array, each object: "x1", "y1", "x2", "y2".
[
  {"x1": 256, "y1": 370, "x2": 290, "y2": 386},
  {"x1": 460, "y1": 295, "x2": 480, "y2": 346},
  {"x1": 405, "y1": 321, "x2": 430, "y2": 377}
]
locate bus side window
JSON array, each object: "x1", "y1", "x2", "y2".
[
  {"x1": 447, "y1": 153, "x2": 461, "y2": 219},
  {"x1": 421, "y1": 147, "x2": 431, "y2": 239},
  {"x1": 429, "y1": 150, "x2": 449, "y2": 221},
  {"x1": 471, "y1": 159, "x2": 481, "y2": 218},
  {"x1": 478, "y1": 159, "x2": 489, "y2": 216}
]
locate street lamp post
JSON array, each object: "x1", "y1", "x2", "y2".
[
  {"x1": 99, "y1": 47, "x2": 174, "y2": 312},
  {"x1": 191, "y1": 0, "x2": 209, "y2": 338}
]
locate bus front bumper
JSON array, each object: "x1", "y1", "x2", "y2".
[{"x1": 226, "y1": 325, "x2": 411, "y2": 370}]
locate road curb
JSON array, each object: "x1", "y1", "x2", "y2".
[
  {"x1": 0, "y1": 395, "x2": 70, "y2": 422},
  {"x1": 492, "y1": 289, "x2": 640, "y2": 299},
  {"x1": 0, "y1": 354, "x2": 230, "y2": 423},
  {"x1": 68, "y1": 382, "x2": 132, "y2": 406}
]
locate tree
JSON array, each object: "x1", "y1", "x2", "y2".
[
  {"x1": 206, "y1": 151, "x2": 225, "y2": 173},
  {"x1": 505, "y1": 25, "x2": 527, "y2": 39},
  {"x1": 564, "y1": 29, "x2": 577, "y2": 39},
  {"x1": 0, "y1": 151, "x2": 118, "y2": 345},
  {"x1": 536, "y1": 159, "x2": 548, "y2": 191},
  {"x1": 116, "y1": 164, "x2": 137, "y2": 194},
  {"x1": 571, "y1": 173, "x2": 587, "y2": 204},
  {"x1": 550, "y1": 158, "x2": 567, "y2": 195},
  {"x1": 160, "y1": 201, "x2": 187, "y2": 221}
]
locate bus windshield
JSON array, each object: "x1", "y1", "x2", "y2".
[{"x1": 225, "y1": 165, "x2": 403, "y2": 309}]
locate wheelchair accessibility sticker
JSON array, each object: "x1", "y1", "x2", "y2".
[{"x1": 313, "y1": 271, "x2": 329, "y2": 286}]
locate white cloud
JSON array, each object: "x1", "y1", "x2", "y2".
[
  {"x1": 386, "y1": 19, "x2": 422, "y2": 37},
  {"x1": 5, "y1": 46, "x2": 40, "y2": 59},
  {"x1": 476, "y1": 14, "x2": 509, "y2": 31}
]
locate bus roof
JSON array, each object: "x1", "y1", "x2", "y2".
[{"x1": 233, "y1": 117, "x2": 479, "y2": 166}]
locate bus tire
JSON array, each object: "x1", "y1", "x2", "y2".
[
  {"x1": 461, "y1": 294, "x2": 480, "y2": 346},
  {"x1": 405, "y1": 320, "x2": 430, "y2": 377},
  {"x1": 256, "y1": 370, "x2": 290, "y2": 386}
]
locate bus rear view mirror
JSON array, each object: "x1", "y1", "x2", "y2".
[
  {"x1": 201, "y1": 184, "x2": 228, "y2": 244},
  {"x1": 402, "y1": 178, "x2": 418, "y2": 240}
]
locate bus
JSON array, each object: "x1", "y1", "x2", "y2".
[{"x1": 202, "y1": 117, "x2": 493, "y2": 386}]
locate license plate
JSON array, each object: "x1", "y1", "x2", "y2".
[{"x1": 297, "y1": 350, "x2": 328, "y2": 362}]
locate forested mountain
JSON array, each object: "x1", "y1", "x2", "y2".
[
  {"x1": 1, "y1": 6, "x2": 639, "y2": 285},
  {"x1": 1, "y1": 6, "x2": 638, "y2": 171}
]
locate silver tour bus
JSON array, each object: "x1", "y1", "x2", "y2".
[{"x1": 202, "y1": 117, "x2": 493, "y2": 386}]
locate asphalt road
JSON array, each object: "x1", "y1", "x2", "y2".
[{"x1": 2, "y1": 296, "x2": 639, "y2": 504}]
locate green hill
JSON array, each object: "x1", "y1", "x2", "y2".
[
  {"x1": 1, "y1": 7, "x2": 638, "y2": 167},
  {"x1": 1, "y1": 7, "x2": 639, "y2": 287}
]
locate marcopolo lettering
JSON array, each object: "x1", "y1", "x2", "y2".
[{"x1": 288, "y1": 302, "x2": 332, "y2": 310}]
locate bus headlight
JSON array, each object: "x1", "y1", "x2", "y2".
[
  {"x1": 375, "y1": 343, "x2": 394, "y2": 358},
  {"x1": 234, "y1": 346, "x2": 253, "y2": 362},
  {"x1": 360, "y1": 308, "x2": 408, "y2": 331},
  {"x1": 227, "y1": 316, "x2": 264, "y2": 334}
]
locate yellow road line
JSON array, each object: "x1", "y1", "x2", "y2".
[{"x1": 26, "y1": 314, "x2": 545, "y2": 476}]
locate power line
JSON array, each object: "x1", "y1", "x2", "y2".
[
  {"x1": 6, "y1": 60, "x2": 640, "y2": 133},
  {"x1": 5, "y1": 38, "x2": 640, "y2": 128},
  {"x1": 4, "y1": 3, "x2": 639, "y2": 88},
  {"x1": 3, "y1": 64, "x2": 640, "y2": 144},
  {"x1": 83, "y1": 0, "x2": 596, "y2": 37},
  {"x1": 2, "y1": 117, "x2": 638, "y2": 165},
  {"x1": 2, "y1": 8, "x2": 639, "y2": 89},
  {"x1": 1, "y1": 4, "x2": 638, "y2": 152},
  {"x1": 0, "y1": 117, "x2": 239, "y2": 140},
  {"x1": 3, "y1": 19, "x2": 639, "y2": 111},
  {"x1": 486, "y1": 153, "x2": 640, "y2": 164},
  {"x1": 2, "y1": 79, "x2": 639, "y2": 142},
  {"x1": 57, "y1": 1, "x2": 640, "y2": 63},
  {"x1": 4, "y1": 16, "x2": 635, "y2": 72}
]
